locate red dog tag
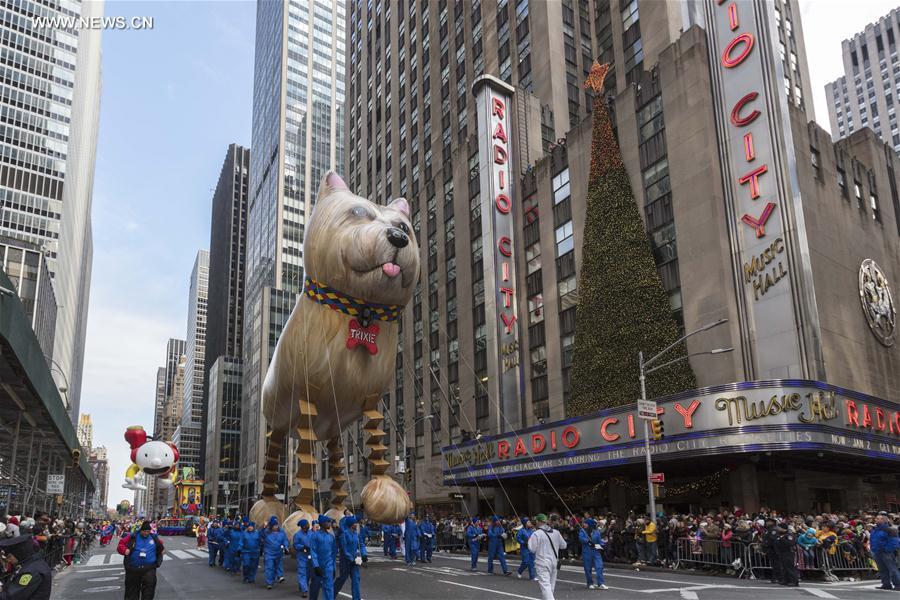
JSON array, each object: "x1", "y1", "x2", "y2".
[{"x1": 346, "y1": 319, "x2": 379, "y2": 355}]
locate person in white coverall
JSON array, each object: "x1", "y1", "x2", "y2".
[{"x1": 527, "y1": 513, "x2": 568, "y2": 600}]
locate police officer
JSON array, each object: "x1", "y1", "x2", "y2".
[
  {"x1": 293, "y1": 519, "x2": 314, "y2": 597},
  {"x1": 0, "y1": 535, "x2": 51, "y2": 600},
  {"x1": 762, "y1": 517, "x2": 782, "y2": 584},
  {"x1": 775, "y1": 524, "x2": 799, "y2": 587}
]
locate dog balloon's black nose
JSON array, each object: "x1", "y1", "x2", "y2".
[{"x1": 386, "y1": 227, "x2": 409, "y2": 248}]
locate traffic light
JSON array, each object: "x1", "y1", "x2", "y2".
[
  {"x1": 71, "y1": 448, "x2": 81, "y2": 464},
  {"x1": 650, "y1": 419, "x2": 664, "y2": 441}
]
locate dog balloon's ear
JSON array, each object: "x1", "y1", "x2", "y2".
[
  {"x1": 319, "y1": 171, "x2": 349, "y2": 199},
  {"x1": 388, "y1": 197, "x2": 410, "y2": 218}
]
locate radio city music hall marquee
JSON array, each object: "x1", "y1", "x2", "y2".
[
  {"x1": 442, "y1": 381, "x2": 900, "y2": 483},
  {"x1": 474, "y1": 75, "x2": 524, "y2": 427}
]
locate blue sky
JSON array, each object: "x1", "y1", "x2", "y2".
[
  {"x1": 80, "y1": 0, "x2": 255, "y2": 507},
  {"x1": 78, "y1": 0, "x2": 898, "y2": 509}
]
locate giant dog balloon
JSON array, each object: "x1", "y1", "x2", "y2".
[{"x1": 250, "y1": 172, "x2": 419, "y2": 538}]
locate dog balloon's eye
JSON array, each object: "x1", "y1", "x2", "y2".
[
  {"x1": 351, "y1": 206, "x2": 367, "y2": 218},
  {"x1": 398, "y1": 222, "x2": 410, "y2": 234}
]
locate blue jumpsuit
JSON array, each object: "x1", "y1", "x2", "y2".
[
  {"x1": 241, "y1": 529, "x2": 261, "y2": 583},
  {"x1": 418, "y1": 520, "x2": 435, "y2": 562},
  {"x1": 579, "y1": 528, "x2": 596, "y2": 586},
  {"x1": 403, "y1": 518, "x2": 420, "y2": 565},
  {"x1": 516, "y1": 527, "x2": 535, "y2": 579},
  {"x1": 381, "y1": 524, "x2": 393, "y2": 556},
  {"x1": 263, "y1": 528, "x2": 290, "y2": 586},
  {"x1": 590, "y1": 529, "x2": 606, "y2": 586},
  {"x1": 487, "y1": 524, "x2": 510, "y2": 574},
  {"x1": 207, "y1": 525, "x2": 222, "y2": 566},
  {"x1": 334, "y1": 527, "x2": 367, "y2": 600},
  {"x1": 224, "y1": 526, "x2": 242, "y2": 572},
  {"x1": 310, "y1": 529, "x2": 338, "y2": 600},
  {"x1": 292, "y1": 528, "x2": 314, "y2": 594},
  {"x1": 466, "y1": 524, "x2": 482, "y2": 569}
]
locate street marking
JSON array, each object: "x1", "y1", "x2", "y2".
[
  {"x1": 77, "y1": 567, "x2": 121, "y2": 573},
  {"x1": 680, "y1": 591, "x2": 700, "y2": 600},
  {"x1": 804, "y1": 589, "x2": 838, "y2": 599},
  {"x1": 169, "y1": 550, "x2": 194, "y2": 559},
  {"x1": 85, "y1": 554, "x2": 107, "y2": 566},
  {"x1": 186, "y1": 549, "x2": 209, "y2": 558},
  {"x1": 438, "y1": 580, "x2": 541, "y2": 599},
  {"x1": 82, "y1": 586, "x2": 121, "y2": 592},
  {"x1": 87, "y1": 576, "x2": 121, "y2": 582}
]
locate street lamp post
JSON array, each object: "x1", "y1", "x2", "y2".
[{"x1": 639, "y1": 318, "x2": 732, "y2": 521}]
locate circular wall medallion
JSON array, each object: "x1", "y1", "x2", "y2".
[{"x1": 858, "y1": 259, "x2": 896, "y2": 347}]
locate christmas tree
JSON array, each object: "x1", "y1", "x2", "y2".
[{"x1": 568, "y1": 62, "x2": 696, "y2": 415}]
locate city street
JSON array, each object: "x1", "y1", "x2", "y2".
[{"x1": 52, "y1": 536, "x2": 892, "y2": 600}]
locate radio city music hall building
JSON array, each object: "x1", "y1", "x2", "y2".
[{"x1": 342, "y1": 0, "x2": 900, "y2": 516}]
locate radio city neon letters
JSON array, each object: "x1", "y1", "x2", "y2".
[{"x1": 718, "y1": 3, "x2": 776, "y2": 239}]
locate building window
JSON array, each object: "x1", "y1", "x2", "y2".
[
  {"x1": 558, "y1": 275, "x2": 578, "y2": 310},
  {"x1": 555, "y1": 221, "x2": 574, "y2": 257},
  {"x1": 810, "y1": 147, "x2": 821, "y2": 180},
  {"x1": 528, "y1": 294, "x2": 543, "y2": 325},
  {"x1": 552, "y1": 168, "x2": 571, "y2": 204},
  {"x1": 530, "y1": 345, "x2": 546, "y2": 376},
  {"x1": 526, "y1": 242, "x2": 541, "y2": 274},
  {"x1": 854, "y1": 180, "x2": 863, "y2": 207},
  {"x1": 621, "y1": 0, "x2": 638, "y2": 29},
  {"x1": 837, "y1": 167, "x2": 848, "y2": 199}
]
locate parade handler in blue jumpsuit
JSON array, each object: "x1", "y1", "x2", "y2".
[
  {"x1": 403, "y1": 514, "x2": 419, "y2": 566},
  {"x1": 591, "y1": 521, "x2": 609, "y2": 590},
  {"x1": 516, "y1": 518, "x2": 536, "y2": 580},
  {"x1": 292, "y1": 519, "x2": 314, "y2": 597},
  {"x1": 388, "y1": 524, "x2": 401, "y2": 558},
  {"x1": 578, "y1": 519, "x2": 596, "y2": 588},
  {"x1": 334, "y1": 516, "x2": 368, "y2": 600},
  {"x1": 466, "y1": 518, "x2": 484, "y2": 571},
  {"x1": 262, "y1": 516, "x2": 290, "y2": 589},
  {"x1": 240, "y1": 521, "x2": 262, "y2": 584},
  {"x1": 222, "y1": 521, "x2": 241, "y2": 573},
  {"x1": 487, "y1": 516, "x2": 511, "y2": 575},
  {"x1": 207, "y1": 521, "x2": 222, "y2": 567},
  {"x1": 310, "y1": 515, "x2": 338, "y2": 600},
  {"x1": 418, "y1": 516, "x2": 435, "y2": 563}
]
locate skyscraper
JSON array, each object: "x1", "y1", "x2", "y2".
[
  {"x1": 180, "y1": 250, "x2": 209, "y2": 473},
  {"x1": 825, "y1": 7, "x2": 900, "y2": 153},
  {"x1": 89, "y1": 446, "x2": 109, "y2": 515},
  {"x1": 0, "y1": 0, "x2": 104, "y2": 422},
  {"x1": 77, "y1": 413, "x2": 93, "y2": 450},
  {"x1": 0, "y1": 236, "x2": 58, "y2": 362},
  {"x1": 148, "y1": 338, "x2": 184, "y2": 516},
  {"x1": 203, "y1": 144, "x2": 249, "y2": 511},
  {"x1": 242, "y1": 0, "x2": 346, "y2": 508}
]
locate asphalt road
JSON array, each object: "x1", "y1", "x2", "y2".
[{"x1": 52, "y1": 535, "x2": 895, "y2": 599}]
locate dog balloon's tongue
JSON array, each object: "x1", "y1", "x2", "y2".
[{"x1": 382, "y1": 262, "x2": 401, "y2": 278}]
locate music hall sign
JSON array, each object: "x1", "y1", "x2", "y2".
[{"x1": 442, "y1": 380, "x2": 900, "y2": 484}]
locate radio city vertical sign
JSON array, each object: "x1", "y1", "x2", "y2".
[
  {"x1": 474, "y1": 75, "x2": 524, "y2": 430},
  {"x1": 701, "y1": 0, "x2": 811, "y2": 379}
]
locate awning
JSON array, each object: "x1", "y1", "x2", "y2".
[{"x1": 0, "y1": 269, "x2": 95, "y2": 488}]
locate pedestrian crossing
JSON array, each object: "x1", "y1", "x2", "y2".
[{"x1": 83, "y1": 548, "x2": 209, "y2": 567}]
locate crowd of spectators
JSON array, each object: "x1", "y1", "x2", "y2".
[
  {"x1": 429, "y1": 507, "x2": 899, "y2": 583},
  {"x1": 0, "y1": 511, "x2": 99, "y2": 578}
]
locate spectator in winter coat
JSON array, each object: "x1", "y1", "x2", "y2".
[
  {"x1": 870, "y1": 516, "x2": 900, "y2": 590},
  {"x1": 816, "y1": 524, "x2": 838, "y2": 556}
]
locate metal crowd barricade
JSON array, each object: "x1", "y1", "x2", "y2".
[
  {"x1": 674, "y1": 537, "x2": 747, "y2": 578},
  {"x1": 435, "y1": 529, "x2": 465, "y2": 552},
  {"x1": 745, "y1": 542, "x2": 771, "y2": 580},
  {"x1": 823, "y1": 542, "x2": 875, "y2": 580}
]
